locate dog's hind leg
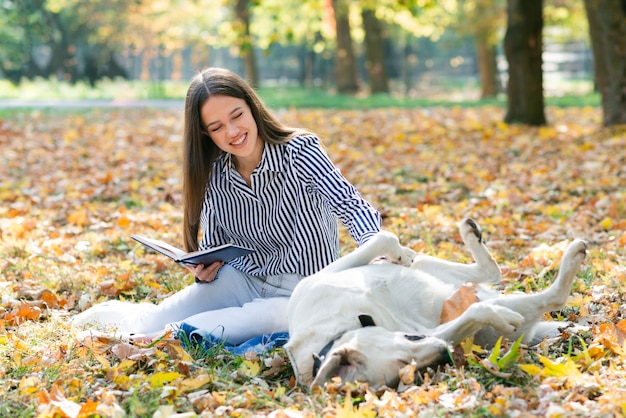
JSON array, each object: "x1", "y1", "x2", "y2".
[
  {"x1": 319, "y1": 231, "x2": 415, "y2": 274},
  {"x1": 431, "y1": 302, "x2": 525, "y2": 345},
  {"x1": 411, "y1": 218, "x2": 501, "y2": 284},
  {"x1": 477, "y1": 239, "x2": 587, "y2": 344}
]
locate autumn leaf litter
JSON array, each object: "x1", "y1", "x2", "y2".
[{"x1": 1, "y1": 106, "x2": 626, "y2": 416}]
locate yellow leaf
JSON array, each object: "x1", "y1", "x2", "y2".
[
  {"x1": 19, "y1": 376, "x2": 40, "y2": 396},
  {"x1": 165, "y1": 340, "x2": 194, "y2": 363},
  {"x1": 180, "y1": 374, "x2": 212, "y2": 392},
  {"x1": 460, "y1": 336, "x2": 484, "y2": 358},
  {"x1": 149, "y1": 371, "x2": 184, "y2": 388},
  {"x1": 95, "y1": 354, "x2": 111, "y2": 369},
  {"x1": 522, "y1": 355, "x2": 582, "y2": 381},
  {"x1": 519, "y1": 364, "x2": 542, "y2": 376},
  {"x1": 334, "y1": 391, "x2": 377, "y2": 418},
  {"x1": 239, "y1": 359, "x2": 261, "y2": 377},
  {"x1": 600, "y1": 217, "x2": 612, "y2": 230}
]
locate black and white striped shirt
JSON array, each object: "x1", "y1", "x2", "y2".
[{"x1": 199, "y1": 134, "x2": 382, "y2": 276}]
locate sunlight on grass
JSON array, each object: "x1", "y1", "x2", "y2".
[{"x1": 0, "y1": 77, "x2": 600, "y2": 109}]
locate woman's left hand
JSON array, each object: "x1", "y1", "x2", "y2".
[{"x1": 185, "y1": 261, "x2": 224, "y2": 282}]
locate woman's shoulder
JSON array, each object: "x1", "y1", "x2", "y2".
[{"x1": 284, "y1": 132, "x2": 322, "y2": 153}]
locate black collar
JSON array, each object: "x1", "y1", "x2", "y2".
[{"x1": 311, "y1": 314, "x2": 376, "y2": 378}]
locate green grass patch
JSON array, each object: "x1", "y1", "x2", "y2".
[{"x1": 0, "y1": 77, "x2": 601, "y2": 110}]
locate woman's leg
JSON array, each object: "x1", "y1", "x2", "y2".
[
  {"x1": 169, "y1": 297, "x2": 291, "y2": 345},
  {"x1": 119, "y1": 265, "x2": 263, "y2": 334}
]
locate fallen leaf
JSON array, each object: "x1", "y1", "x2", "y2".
[{"x1": 440, "y1": 282, "x2": 479, "y2": 324}]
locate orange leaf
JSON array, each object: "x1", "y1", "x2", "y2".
[
  {"x1": 117, "y1": 216, "x2": 131, "y2": 228},
  {"x1": 67, "y1": 209, "x2": 88, "y2": 226},
  {"x1": 40, "y1": 289, "x2": 60, "y2": 309},
  {"x1": 440, "y1": 282, "x2": 479, "y2": 324},
  {"x1": 79, "y1": 400, "x2": 100, "y2": 415},
  {"x1": 615, "y1": 320, "x2": 626, "y2": 345}
]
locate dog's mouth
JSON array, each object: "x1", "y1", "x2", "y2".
[{"x1": 414, "y1": 345, "x2": 455, "y2": 381}]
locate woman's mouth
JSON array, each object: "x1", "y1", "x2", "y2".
[{"x1": 231, "y1": 133, "x2": 247, "y2": 147}]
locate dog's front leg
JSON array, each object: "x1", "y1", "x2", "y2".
[
  {"x1": 319, "y1": 231, "x2": 413, "y2": 274},
  {"x1": 430, "y1": 302, "x2": 525, "y2": 346}
]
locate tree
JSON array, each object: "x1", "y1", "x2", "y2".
[
  {"x1": 503, "y1": 0, "x2": 546, "y2": 125},
  {"x1": 235, "y1": 0, "x2": 259, "y2": 87},
  {"x1": 457, "y1": 0, "x2": 505, "y2": 98},
  {"x1": 361, "y1": 7, "x2": 389, "y2": 94},
  {"x1": 583, "y1": 0, "x2": 626, "y2": 126},
  {"x1": 332, "y1": 0, "x2": 359, "y2": 94},
  {"x1": 0, "y1": 0, "x2": 134, "y2": 85}
]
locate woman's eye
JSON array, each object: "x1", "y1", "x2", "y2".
[
  {"x1": 233, "y1": 112, "x2": 243, "y2": 120},
  {"x1": 210, "y1": 126, "x2": 222, "y2": 133}
]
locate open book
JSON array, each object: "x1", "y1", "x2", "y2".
[{"x1": 131, "y1": 235, "x2": 253, "y2": 266}]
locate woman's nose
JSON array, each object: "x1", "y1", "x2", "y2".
[{"x1": 227, "y1": 123, "x2": 239, "y2": 137}]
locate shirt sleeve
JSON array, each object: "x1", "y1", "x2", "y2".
[{"x1": 292, "y1": 135, "x2": 382, "y2": 246}]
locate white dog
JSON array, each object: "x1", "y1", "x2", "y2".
[{"x1": 284, "y1": 218, "x2": 587, "y2": 389}]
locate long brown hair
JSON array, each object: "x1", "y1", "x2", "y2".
[{"x1": 182, "y1": 67, "x2": 302, "y2": 251}]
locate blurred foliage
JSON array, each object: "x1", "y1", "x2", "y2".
[{"x1": 0, "y1": 0, "x2": 590, "y2": 86}]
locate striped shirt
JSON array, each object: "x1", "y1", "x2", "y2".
[{"x1": 199, "y1": 134, "x2": 382, "y2": 276}]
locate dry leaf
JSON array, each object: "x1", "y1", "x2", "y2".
[{"x1": 440, "y1": 282, "x2": 479, "y2": 324}]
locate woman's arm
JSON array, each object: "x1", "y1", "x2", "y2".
[{"x1": 292, "y1": 135, "x2": 382, "y2": 245}]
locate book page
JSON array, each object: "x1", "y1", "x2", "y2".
[{"x1": 131, "y1": 235, "x2": 188, "y2": 260}]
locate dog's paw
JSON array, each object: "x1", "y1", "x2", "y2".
[
  {"x1": 562, "y1": 239, "x2": 587, "y2": 265},
  {"x1": 368, "y1": 231, "x2": 416, "y2": 266},
  {"x1": 397, "y1": 246, "x2": 417, "y2": 266},
  {"x1": 459, "y1": 218, "x2": 482, "y2": 244},
  {"x1": 492, "y1": 307, "x2": 525, "y2": 334},
  {"x1": 470, "y1": 304, "x2": 524, "y2": 334}
]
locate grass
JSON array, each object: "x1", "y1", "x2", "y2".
[{"x1": 0, "y1": 76, "x2": 601, "y2": 112}]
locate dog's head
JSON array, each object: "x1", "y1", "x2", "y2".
[{"x1": 310, "y1": 325, "x2": 453, "y2": 389}]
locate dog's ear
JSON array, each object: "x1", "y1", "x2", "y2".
[
  {"x1": 310, "y1": 351, "x2": 343, "y2": 387},
  {"x1": 358, "y1": 314, "x2": 376, "y2": 327},
  {"x1": 310, "y1": 348, "x2": 367, "y2": 388}
]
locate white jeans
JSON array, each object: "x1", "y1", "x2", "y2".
[{"x1": 115, "y1": 265, "x2": 303, "y2": 344}]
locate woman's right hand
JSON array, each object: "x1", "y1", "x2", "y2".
[{"x1": 186, "y1": 261, "x2": 224, "y2": 283}]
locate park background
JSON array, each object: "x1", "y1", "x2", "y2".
[{"x1": 1, "y1": 0, "x2": 626, "y2": 417}]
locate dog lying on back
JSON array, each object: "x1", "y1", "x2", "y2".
[{"x1": 284, "y1": 219, "x2": 587, "y2": 388}]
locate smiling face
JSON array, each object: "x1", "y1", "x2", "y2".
[{"x1": 200, "y1": 94, "x2": 263, "y2": 169}]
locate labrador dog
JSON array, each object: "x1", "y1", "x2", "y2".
[{"x1": 284, "y1": 218, "x2": 587, "y2": 389}]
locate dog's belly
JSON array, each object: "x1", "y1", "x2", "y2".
[{"x1": 288, "y1": 263, "x2": 456, "y2": 337}]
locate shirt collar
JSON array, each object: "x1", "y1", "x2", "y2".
[{"x1": 219, "y1": 142, "x2": 286, "y2": 174}]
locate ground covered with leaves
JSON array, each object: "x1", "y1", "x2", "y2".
[{"x1": 1, "y1": 105, "x2": 626, "y2": 417}]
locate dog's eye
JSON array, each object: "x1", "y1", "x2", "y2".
[{"x1": 404, "y1": 334, "x2": 426, "y2": 341}]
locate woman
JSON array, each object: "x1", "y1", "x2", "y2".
[{"x1": 73, "y1": 67, "x2": 381, "y2": 344}]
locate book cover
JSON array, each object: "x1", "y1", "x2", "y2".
[{"x1": 131, "y1": 235, "x2": 253, "y2": 266}]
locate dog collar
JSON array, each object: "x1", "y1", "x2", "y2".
[{"x1": 311, "y1": 314, "x2": 376, "y2": 378}]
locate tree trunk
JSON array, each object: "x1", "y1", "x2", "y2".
[
  {"x1": 361, "y1": 8, "x2": 389, "y2": 94},
  {"x1": 475, "y1": 37, "x2": 499, "y2": 98},
  {"x1": 332, "y1": 0, "x2": 358, "y2": 94},
  {"x1": 503, "y1": 0, "x2": 546, "y2": 125},
  {"x1": 584, "y1": 0, "x2": 626, "y2": 126},
  {"x1": 235, "y1": 0, "x2": 258, "y2": 88}
]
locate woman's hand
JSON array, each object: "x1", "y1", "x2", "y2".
[{"x1": 186, "y1": 261, "x2": 224, "y2": 282}]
